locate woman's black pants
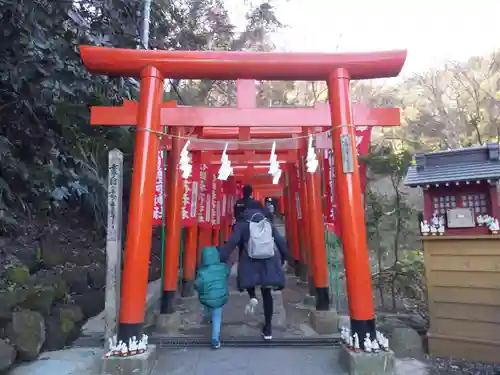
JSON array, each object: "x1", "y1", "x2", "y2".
[{"x1": 246, "y1": 287, "x2": 273, "y2": 329}]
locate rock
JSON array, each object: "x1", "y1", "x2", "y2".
[
  {"x1": 31, "y1": 270, "x2": 67, "y2": 301},
  {"x1": 0, "y1": 290, "x2": 16, "y2": 321},
  {"x1": 72, "y1": 291, "x2": 104, "y2": 319},
  {"x1": 40, "y1": 246, "x2": 66, "y2": 268},
  {"x1": 69, "y1": 249, "x2": 104, "y2": 267},
  {"x1": 0, "y1": 338, "x2": 16, "y2": 372},
  {"x1": 60, "y1": 268, "x2": 89, "y2": 294},
  {"x1": 6, "y1": 266, "x2": 30, "y2": 284},
  {"x1": 43, "y1": 316, "x2": 75, "y2": 351},
  {"x1": 388, "y1": 327, "x2": 424, "y2": 359},
  {"x1": 20, "y1": 285, "x2": 55, "y2": 315},
  {"x1": 6, "y1": 310, "x2": 45, "y2": 360},
  {"x1": 15, "y1": 248, "x2": 40, "y2": 273},
  {"x1": 376, "y1": 316, "x2": 408, "y2": 337},
  {"x1": 0, "y1": 255, "x2": 26, "y2": 282},
  {"x1": 44, "y1": 304, "x2": 85, "y2": 350},
  {"x1": 398, "y1": 314, "x2": 427, "y2": 334},
  {"x1": 0, "y1": 285, "x2": 31, "y2": 321},
  {"x1": 54, "y1": 304, "x2": 84, "y2": 324},
  {"x1": 87, "y1": 265, "x2": 105, "y2": 290}
]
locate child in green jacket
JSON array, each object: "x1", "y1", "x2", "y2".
[{"x1": 195, "y1": 246, "x2": 230, "y2": 349}]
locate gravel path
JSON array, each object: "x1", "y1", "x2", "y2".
[{"x1": 424, "y1": 356, "x2": 500, "y2": 375}]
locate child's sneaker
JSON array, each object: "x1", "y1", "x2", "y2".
[
  {"x1": 261, "y1": 324, "x2": 272, "y2": 341},
  {"x1": 244, "y1": 298, "x2": 259, "y2": 315},
  {"x1": 211, "y1": 339, "x2": 221, "y2": 349}
]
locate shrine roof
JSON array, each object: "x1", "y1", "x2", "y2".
[{"x1": 404, "y1": 142, "x2": 500, "y2": 186}]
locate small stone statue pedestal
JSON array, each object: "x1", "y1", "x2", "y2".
[
  {"x1": 309, "y1": 310, "x2": 339, "y2": 335},
  {"x1": 101, "y1": 345, "x2": 158, "y2": 375},
  {"x1": 338, "y1": 343, "x2": 395, "y2": 375}
]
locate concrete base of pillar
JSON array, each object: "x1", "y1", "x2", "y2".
[
  {"x1": 297, "y1": 263, "x2": 308, "y2": 282},
  {"x1": 271, "y1": 291, "x2": 287, "y2": 328},
  {"x1": 181, "y1": 279, "x2": 195, "y2": 297},
  {"x1": 100, "y1": 345, "x2": 158, "y2": 375},
  {"x1": 303, "y1": 294, "x2": 316, "y2": 307},
  {"x1": 339, "y1": 344, "x2": 395, "y2": 375},
  {"x1": 309, "y1": 309, "x2": 339, "y2": 335},
  {"x1": 178, "y1": 295, "x2": 199, "y2": 312},
  {"x1": 156, "y1": 312, "x2": 181, "y2": 334}
]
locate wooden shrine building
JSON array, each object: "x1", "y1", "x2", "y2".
[{"x1": 404, "y1": 142, "x2": 500, "y2": 363}]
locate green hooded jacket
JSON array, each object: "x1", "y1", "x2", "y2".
[{"x1": 195, "y1": 246, "x2": 230, "y2": 309}]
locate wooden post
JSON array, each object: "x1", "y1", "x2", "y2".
[{"x1": 105, "y1": 149, "x2": 123, "y2": 350}]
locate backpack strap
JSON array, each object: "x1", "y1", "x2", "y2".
[{"x1": 248, "y1": 212, "x2": 265, "y2": 223}]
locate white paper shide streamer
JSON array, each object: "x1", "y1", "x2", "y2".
[
  {"x1": 179, "y1": 140, "x2": 192, "y2": 179},
  {"x1": 306, "y1": 134, "x2": 319, "y2": 173},
  {"x1": 269, "y1": 141, "x2": 282, "y2": 184},
  {"x1": 217, "y1": 143, "x2": 233, "y2": 181}
]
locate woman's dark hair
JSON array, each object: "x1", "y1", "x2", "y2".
[{"x1": 242, "y1": 184, "x2": 253, "y2": 198}]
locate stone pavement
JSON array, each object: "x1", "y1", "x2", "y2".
[
  {"x1": 152, "y1": 347, "x2": 343, "y2": 375},
  {"x1": 168, "y1": 265, "x2": 335, "y2": 339},
  {"x1": 6, "y1": 346, "x2": 430, "y2": 375},
  {"x1": 151, "y1": 347, "x2": 430, "y2": 375}
]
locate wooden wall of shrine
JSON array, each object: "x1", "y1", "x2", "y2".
[{"x1": 424, "y1": 235, "x2": 500, "y2": 363}]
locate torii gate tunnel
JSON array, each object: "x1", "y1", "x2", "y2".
[{"x1": 80, "y1": 46, "x2": 407, "y2": 346}]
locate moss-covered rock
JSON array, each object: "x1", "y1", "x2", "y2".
[
  {"x1": 21, "y1": 286, "x2": 55, "y2": 315},
  {"x1": 54, "y1": 304, "x2": 84, "y2": 324},
  {"x1": 15, "y1": 248, "x2": 41, "y2": 273},
  {"x1": 44, "y1": 305, "x2": 84, "y2": 351},
  {"x1": 30, "y1": 270, "x2": 68, "y2": 301},
  {"x1": 60, "y1": 267, "x2": 89, "y2": 294},
  {"x1": 0, "y1": 338, "x2": 16, "y2": 373},
  {"x1": 73, "y1": 291, "x2": 104, "y2": 319},
  {"x1": 40, "y1": 246, "x2": 66, "y2": 268},
  {"x1": 0, "y1": 285, "x2": 31, "y2": 320},
  {"x1": 0, "y1": 291, "x2": 16, "y2": 321},
  {"x1": 6, "y1": 266, "x2": 30, "y2": 284},
  {"x1": 6, "y1": 310, "x2": 45, "y2": 361}
]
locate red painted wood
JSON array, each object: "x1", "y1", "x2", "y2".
[{"x1": 81, "y1": 46, "x2": 407, "y2": 81}]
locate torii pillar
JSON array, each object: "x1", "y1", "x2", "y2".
[
  {"x1": 115, "y1": 67, "x2": 164, "y2": 342},
  {"x1": 328, "y1": 69, "x2": 375, "y2": 342}
]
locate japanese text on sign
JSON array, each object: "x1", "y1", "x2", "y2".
[
  {"x1": 152, "y1": 151, "x2": 164, "y2": 223},
  {"x1": 198, "y1": 164, "x2": 208, "y2": 224},
  {"x1": 181, "y1": 179, "x2": 190, "y2": 221},
  {"x1": 190, "y1": 181, "x2": 199, "y2": 219},
  {"x1": 211, "y1": 176, "x2": 217, "y2": 225},
  {"x1": 107, "y1": 162, "x2": 120, "y2": 240},
  {"x1": 295, "y1": 192, "x2": 302, "y2": 219}
]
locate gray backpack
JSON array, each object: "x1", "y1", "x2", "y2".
[{"x1": 247, "y1": 213, "x2": 275, "y2": 259}]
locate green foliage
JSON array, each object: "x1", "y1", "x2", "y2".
[
  {"x1": 361, "y1": 143, "x2": 413, "y2": 181},
  {"x1": 0, "y1": 0, "x2": 284, "y2": 234},
  {"x1": 363, "y1": 143, "x2": 419, "y2": 310},
  {"x1": 394, "y1": 250, "x2": 427, "y2": 320}
]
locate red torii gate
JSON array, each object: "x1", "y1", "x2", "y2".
[
  {"x1": 90, "y1": 79, "x2": 400, "y2": 305},
  {"x1": 81, "y1": 46, "x2": 406, "y2": 349}
]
